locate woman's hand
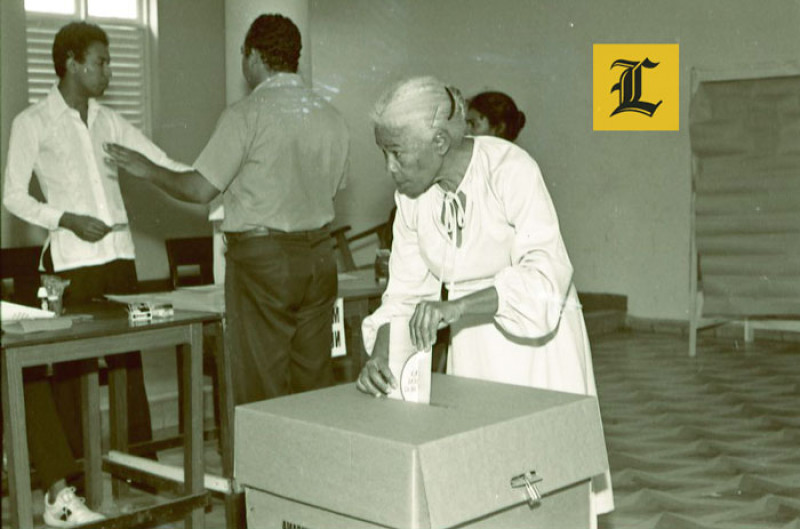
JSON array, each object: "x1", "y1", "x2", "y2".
[
  {"x1": 409, "y1": 299, "x2": 463, "y2": 351},
  {"x1": 356, "y1": 324, "x2": 396, "y2": 397},
  {"x1": 356, "y1": 355, "x2": 396, "y2": 398}
]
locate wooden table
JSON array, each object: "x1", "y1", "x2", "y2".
[
  {"x1": 116, "y1": 271, "x2": 385, "y2": 528},
  {"x1": 1, "y1": 307, "x2": 220, "y2": 529}
]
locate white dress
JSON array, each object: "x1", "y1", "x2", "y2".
[{"x1": 362, "y1": 136, "x2": 614, "y2": 520}]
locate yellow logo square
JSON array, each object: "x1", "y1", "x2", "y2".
[{"x1": 593, "y1": 44, "x2": 679, "y2": 131}]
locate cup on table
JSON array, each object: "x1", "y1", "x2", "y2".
[
  {"x1": 40, "y1": 274, "x2": 70, "y2": 316},
  {"x1": 47, "y1": 295, "x2": 64, "y2": 315}
]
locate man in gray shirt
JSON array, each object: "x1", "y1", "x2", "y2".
[{"x1": 106, "y1": 14, "x2": 350, "y2": 405}]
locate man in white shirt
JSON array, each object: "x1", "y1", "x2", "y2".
[{"x1": 2, "y1": 21, "x2": 189, "y2": 527}]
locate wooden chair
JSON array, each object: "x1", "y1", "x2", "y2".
[
  {"x1": 330, "y1": 225, "x2": 356, "y2": 271},
  {"x1": 164, "y1": 236, "x2": 214, "y2": 289},
  {"x1": 0, "y1": 246, "x2": 43, "y2": 307},
  {"x1": 163, "y1": 236, "x2": 223, "y2": 444},
  {"x1": 330, "y1": 221, "x2": 392, "y2": 272},
  {"x1": 164, "y1": 236, "x2": 249, "y2": 526}
]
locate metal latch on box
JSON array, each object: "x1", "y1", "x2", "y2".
[{"x1": 511, "y1": 470, "x2": 543, "y2": 507}]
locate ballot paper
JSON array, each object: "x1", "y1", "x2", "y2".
[{"x1": 387, "y1": 318, "x2": 432, "y2": 403}]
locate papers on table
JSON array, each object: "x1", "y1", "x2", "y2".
[
  {"x1": 2, "y1": 318, "x2": 74, "y2": 334},
  {"x1": 165, "y1": 285, "x2": 225, "y2": 313},
  {"x1": 1, "y1": 300, "x2": 54, "y2": 321},
  {"x1": 106, "y1": 284, "x2": 225, "y2": 314},
  {"x1": 1, "y1": 300, "x2": 74, "y2": 334}
]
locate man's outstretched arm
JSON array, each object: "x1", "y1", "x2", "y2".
[{"x1": 104, "y1": 142, "x2": 220, "y2": 204}]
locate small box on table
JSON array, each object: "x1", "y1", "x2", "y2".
[{"x1": 235, "y1": 374, "x2": 609, "y2": 529}]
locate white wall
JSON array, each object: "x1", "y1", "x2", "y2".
[
  {"x1": 4, "y1": 0, "x2": 798, "y2": 314},
  {"x1": 310, "y1": 0, "x2": 800, "y2": 320}
]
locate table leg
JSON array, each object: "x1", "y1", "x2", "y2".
[
  {"x1": 213, "y1": 322, "x2": 233, "y2": 476},
  {"x1": 2, "y1": 351, "x2": 34, "y2": 529},
  {"x1": 343, "y1": 298, "x2": 370, "y2": 381},
  {"x1": 182, "y1": 323, "x2": 205, "y2": 529},
  {"x1": 109, "y1": 358, "x2": 130, "y2": 498},
  {"x1": 211, "y1": 320, "x2": 245, "y2": 528},
  {"x1": 81, "y1": 362, "x2": 103, "y2": 508}
]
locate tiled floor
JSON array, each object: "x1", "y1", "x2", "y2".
[
  {"x1": 595, "y1": 331, "x2": 800, "y2": 529},
  {"x1": 4, "y1": 328, "x2": 799, "y2": 528}
]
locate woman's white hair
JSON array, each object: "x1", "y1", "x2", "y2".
[{"x1": 371, "y1": 76, "x2": 467, "y2": 143}]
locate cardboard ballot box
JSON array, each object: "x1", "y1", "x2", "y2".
[{"x1": 235, "y1": 374, "x2": 609, "y2": 529}]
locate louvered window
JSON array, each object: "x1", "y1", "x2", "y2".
[{"x1": 24, "y1": 0, "x2": 152, "y2": 133}]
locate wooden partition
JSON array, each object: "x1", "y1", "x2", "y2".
[{"x1": 688, "y1": 65, "x2": 800, "y2": 356}]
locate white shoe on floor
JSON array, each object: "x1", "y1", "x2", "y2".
[{"x1": 43, "y1": 486, "x2": 105, "y2": 527}]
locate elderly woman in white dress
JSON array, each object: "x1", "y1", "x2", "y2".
[{"x1": 356, "y1": 76, "x2": 614, "y2": 523}]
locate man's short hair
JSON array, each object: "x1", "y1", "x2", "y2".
[
  {"x1": 244, "y1": 14, "x2": 301, "y2": 73},
  {"x1": 52, "y1": 21, "x2": 109, "y2": 78}
]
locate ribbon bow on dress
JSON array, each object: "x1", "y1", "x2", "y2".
[{"x1": 440, "y1": 190, "x2": 467, "y2": 247}]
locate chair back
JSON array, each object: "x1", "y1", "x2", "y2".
[
  {"x1": 164, "y1": 237, "x2": 214, "y2": 289},
  {"x1": 0, "y1": 246, "x2": 43, "y2": 307},
  {"x1": 331, "y1": 221, "x2": 393, "y2": 272}
]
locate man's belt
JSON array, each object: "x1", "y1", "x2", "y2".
[{"x1": 224, "y1": 224, "x2": 331, "y2": 243}]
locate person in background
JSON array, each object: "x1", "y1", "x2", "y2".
[
  {"x1": 2, "y1": 21, "x2": 189, "y2": 526},
  {"x1": 466, "y1": 90, "x2": 526, "y2": 141},
  {"x1": 355, "y1": 76, "x2": 613, "y2": 527},
  {"x1": 105, "y1": 14, "x2": 350, "y2": 406}
]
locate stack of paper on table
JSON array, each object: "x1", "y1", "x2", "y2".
[
  {"x1": 1, "y1": 300, "x2": 73, "y2": 334},
  {"x1": 166, "y1": 284, "x2": 225, "y2": 313},
  {"x1": 106, "y1": 284, "x2": 225, "y2": 314}
]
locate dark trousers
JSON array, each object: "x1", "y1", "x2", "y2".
[
  {"x1": 23, "y1": 258, "x2": 153, "y2": 490},
  {"x1": 224, "y1": 228, "x2": 337, "y2": 405}
]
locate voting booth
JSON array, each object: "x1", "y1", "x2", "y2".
[{"x1": 235, "y1": 374, "x2": 609, "y2": 529}]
